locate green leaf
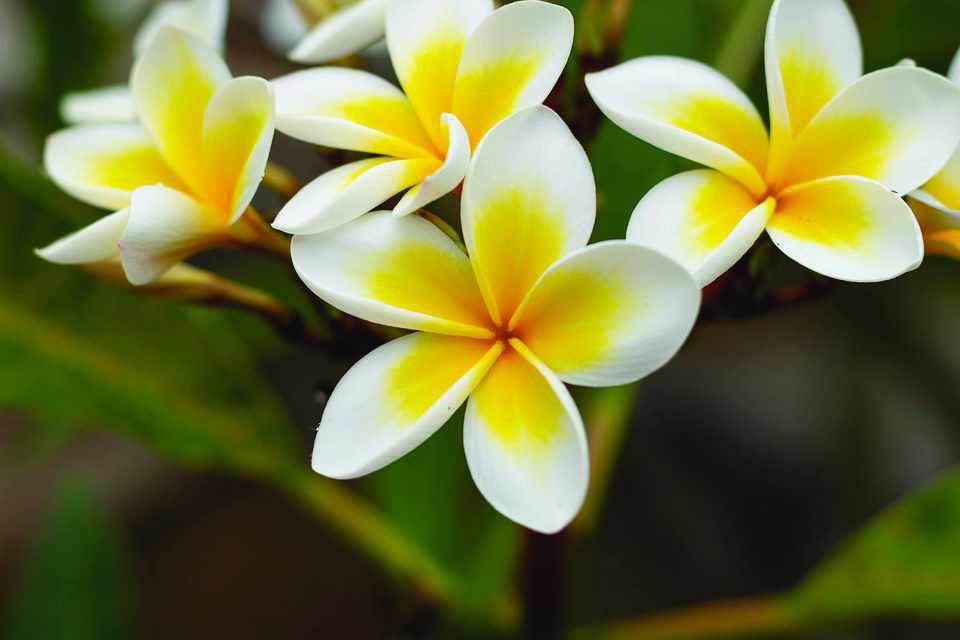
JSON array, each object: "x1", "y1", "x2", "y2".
[
  {"x1": 0, "y1": 142, "x2": 300, "y2": 475},
  {"x1": 788, "y1": 467, "x2": 960, "y2": 622},
  {"x1": 2, "y1": 479, "x2": 137, "y2": 640},
  {"x1": 364, "y1": 411, "x2": 519, "y2": 616}
]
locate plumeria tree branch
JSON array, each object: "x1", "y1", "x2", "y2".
[
  {"x1": 262, "y1": 162, "x2": 304, "y2": 204},
  {"x1": 572, "y1": 596, "x2": 804, "y2": 640},
  {"x1": 81, "y1": 260, "x2": 333, "y2": 351}
]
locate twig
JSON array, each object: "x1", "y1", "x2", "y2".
[
  {"x1": 263, "y1": 162, "x2": 303, "y2": 203},
  {"x1": 571, "y1": 596, "x2": 802, "y2": 640}
]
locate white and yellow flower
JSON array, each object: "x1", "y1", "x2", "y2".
[
  {"x1": 270, "y1": 0, "x2": 573, "y2": 235},
  {"x1": 586, "y1": 0, "x2": 960, "y2": 286},
  {"x1": 38, "y1": 28, "x2": 275, "y2": 285},
  {"x1": 290, "y1": 106, "x2": 701, "y2": 532},
  {"x1": 61, "y1": 0, "x2": 228, "y2": 124},
  {"x1": 288, "y1": 0, "x2": 388, "y2": 63},
  {"x1": 909, "y1": 47, "x2": 960, "y2": 259}
]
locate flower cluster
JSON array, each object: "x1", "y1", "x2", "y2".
[{"x1": 38, "y1": 0, "x2": 960, "y2": 532}]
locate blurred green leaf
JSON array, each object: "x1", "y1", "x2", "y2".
[
  {"x1": 0, "y1": 143, "x2": 460, "y2": 610},
  {"x1": 364, "y1": 411, "x2": 519, "y2": 615},
  {"x1": 2, "y1": 479, "x2": 137, "y2": 640},
  {"x1": 788, "y1": 467, "x2": 960, "y2": 621},
  {"x1": 588, "y1": 0, "x2": 702, "y2": 242},
  {"x1": 0, "y1": 143, "x2": 300, "y2": 475}
]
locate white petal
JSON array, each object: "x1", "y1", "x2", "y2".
[
  {"x1": 513, "y1": 241, "x2": 700, "y2": 387},
  {"x1": 948, "y1": 46, "x2": 960, "y2": 86},
  {"x1": 909, "y1": 191, "x2": 960, "y2": 259},
  {"x1": 273, "y1": 157, "x2": 438, "y2": 235},
  {"x1": 118, "y1": 185, "x2": 226, "y2": 285},
  {"x1": 585, "y1": 56, "x2": 769, "y2": 196},
  {"x1": 462, "y1": 105, "x2": 595, "y2": 325},
  {"x1": 767, "y1": 176, "x2": 923, "y2": 282},
  {"x1": 313, "y1": 332, "x2": 502, "y2": 479},
  {"x1": 60, "y1": 85, "x2": 138, "y2": 125},
  {"x1": 464, "y1": 343, "x2": 588, "y2": 534},
  {"x1": 452, "y1": 0, "x2": 573, "y2": 149},
  {"x1": 393, "y1": 113, "x2": 470, "y2": 217},
  {"x1": 272, "y1": 66, "x2": 437, "y2": 158},
  {"x1": 627, "y1": 170, "x2": 774, "y2": 286},
  {"x1": 765, "y1": 0, "x2": 862, "y2": 175},
  {"x1": 291, "y1": 212, "x2": 495, "y2": 338},
  {"x1": 781, "y1": 67, "x2": 960, "y2": 196},
  {"x1": 36, "y1": 210, "x2": 129, "y2": 264},
  {"x1": 134, "y1": 0, "x2": 228, "y2": 55},
  {"x1": 43, "y1": 123, "x2": 185, "y2": 210},
  {"x1": 289, "y1": 0, "x2": 389, "y2": 63},
  {"x1": 201, "y1": 76, "x2": 276, "y2": 222}
]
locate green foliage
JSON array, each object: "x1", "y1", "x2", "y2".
[
  {"x1": 2, "y1": 479, "x2": 137, "y2": 640},
  {"x1": 0, "y1": 143, "x2": 300, "y2": 475},
  {"x1": 788, "y1": 467, "x2": 960, "y2": 622},
  {"x1": 365, "y1": 410, "x2": 519, "y2": 614}
]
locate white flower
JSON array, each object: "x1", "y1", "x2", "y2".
[
  {"x1": 270, "y1": 0, "x2": 573, "y2": 234},
  {"x1": 291, "y1": 107, "x2": 701, "y2": 532},
  {"x1": 61, "y1": 0, "x2": 228, "y2": 125},
  {"x1": 587, "y1": 0, "x2": 960, "y2": 286},
  {"x1": 39, "y1": 29, "x2": 275, "y2": 285}
]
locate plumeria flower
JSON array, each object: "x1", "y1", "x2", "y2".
[
  {"x1": 38, "y1": 28, "x2": 276, "y2": 285},
  {"x1": 289, "y1": 106, "x2": 701, "y2": 532},
  {"x1": 270, "y1": 0, "x2": 573, "y2": 235},
  {"x1": 61, "y1": 0, "x2": 228, "y2": 124},
  {"x1": 909, "y1": 47, "x2": 960, "y2": 259},
  {"x1": 288, "y1": 0, "x2": 388, "y2": 64},
  {"x1": 586, "y1": 0, "x2": 960, "y2": 286}
]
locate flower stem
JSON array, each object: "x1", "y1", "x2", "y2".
[
  {"x1": 230, "y1": 208, "x2": 292, "y2": 262},
  {"x1": 712, "y1": 0, "x2": 773, "y2": 87},
  {"x1": 573, "y1": 384, "x2": 638, "y2": 535},
  {"x1": 572, "y1": 596, "x2": 803, "y2": 640},
  {"x1": 273, "y1": 467, "x2": 460, "y2": 609},
  {"x1": 263, "y1": 162, "x2": 303, "y2": 203},
  {"x1": 82, "y1": 261, "x2": 332, "y2": 350}
]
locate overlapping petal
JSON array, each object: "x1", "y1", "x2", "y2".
[
  {"x1": 910, "y1": 192, "x2": 960, "y2": 259},
  {"x1": 627, "y1": 170, "x2": 775, "y2": 286},
  {"x1": 764, "y1": 0, "x2": 862, "y2": 173},
  {"x1": 513, "y1": 242, "x2": 700, "y2": 387},
  {"x1": 272, "y1": 67, "x2": 437, "y2": 158},
  {"x1": 201, "y1": 76, "x2": 275, "y2": 222},
  {"x1": 273, "y1": 157, "x2": 439, "y2": 235},
  {"x1": 464, "y1": 343, "x2": 588, "y2": 534},
  {"x1": 767, "y1": 176, "x2": 923, "y2": 281},
  {"x1": 585, "y1": 56, "x2": 769, "y2": 196},
  {"x1": 780, "y1": 67, "x2": 960, "y2": 195},
  {"x1": 386, "y1": 0, "x2": 493, "y2": 149},
  {"x1": 921, "y1": 147, "x2": 960, "y2": 212},
  {"x1": 392, "y1": 113, "x2": 470, "y2": 217},
  {"x1": 35, "y1": 210, "x2": 128, "y2": 265},
  {"x1": 291, "y1": 212, "x2": 495, "y2": 338},
  {"x1": 134, "y1": 0, "x2": 228, "y2": 55},
  {"x1": 452, "y1": 0, "x2": 573, "y2": 149},
  {"x1": 60, "y1": 85, "x2": 138, "y2": 125},
  {"x1": 44, "y1": 124, "x2": 186, "y2": 210},
  {"x1": 462, "y1": 106, "x2": 595, "y2": 325},
  {"x1": 132, "y1": 28, "x2": 231, "y2": 199},
  {"x1": 118, "y1": 186, "x2": 226, "y2": 285},
  {"x1": 313, "y1": 332, "x2": 503, "y2": 479},
  {"x1": 289, "y1": 0, "x2": 389, "y2": 63},
  {"x1": 950, "y1": 47, "x2": 960, "y2": 85}
]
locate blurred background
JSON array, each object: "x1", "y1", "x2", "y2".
[{"x1": 2, "y1": 0, "x2": 960, "y2": 638}]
